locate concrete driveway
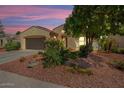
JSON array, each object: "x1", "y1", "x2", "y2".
[
  {"x1": 0, "y1": 71, "x2": 65, "y2": 88},
  {"x1": 0, "y1": 50, "x2": 39, "y2": 64},
  {"x1": 0, "y1": 50, "x2": 65, "y2": 88}
]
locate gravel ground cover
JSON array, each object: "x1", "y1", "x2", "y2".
[
  {"x1": 0, "y1": 53, "x2": 124, "y2": 88},
  {"x1": 0, "y1": 48, "x2": 6, "y2": 54}
]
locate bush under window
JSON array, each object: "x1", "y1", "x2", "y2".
[{"x1": 4, "y1": 41, "x2": 20, "y2": 51}]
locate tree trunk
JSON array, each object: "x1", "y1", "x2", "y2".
[{"x1": 86, "y1": 34, "x2": 88, "y2": 46}]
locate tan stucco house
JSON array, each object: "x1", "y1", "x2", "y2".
[
  {"x1": 20, "y1": 25, "x2": 124, "y2": 50},
  {"x1": 52, "y1": 24, "x2": 86, "y2": 51},
  {"x1": 20, "y1": 25, "x2": 86, "y2": 50},
  {"x1": 53, "y1": 25, "x2": 124, "y2": 50},
  {"x1": 20, "y1": 26, "x2": 51, "y2": 50}
]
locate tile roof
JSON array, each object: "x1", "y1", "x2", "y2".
[
  {"x1": 22, "y1": 26, "x2": 52, "y2": 33},
  {"x1": 53, "y1": 24, "x2": 64, "y2": 31},
  {"x1": 32, "y1": 26, "x2": 52, "y2": 32}
]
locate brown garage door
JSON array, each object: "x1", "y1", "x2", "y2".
[{"x1": 26, "y1": 37, "x2": 45, "y2": 50}]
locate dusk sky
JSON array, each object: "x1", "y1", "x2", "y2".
[{"x1": 0, "y1": 5, "x2": 73, "y2": 34}]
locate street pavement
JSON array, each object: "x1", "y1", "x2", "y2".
[{"x1": 0, "y1": 70, "x2": 65, "y2": 88}]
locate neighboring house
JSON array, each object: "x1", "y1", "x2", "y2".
[
  {"x1": 0, "y1": 31, "x2": 8, "y2": 48},
  {"x1": 11, "y1": 34, "x2": 21, "y2": 42},
  {"x1": 20, "y1": 26, "x2": 51, "y2": 50},
  {"x1": 0, "y1": 33, "x2": 17, "y2": 49}
]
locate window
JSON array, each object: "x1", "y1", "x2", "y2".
[{"x1": 79, "y1": 37, "x2": 85, "y2": 46}]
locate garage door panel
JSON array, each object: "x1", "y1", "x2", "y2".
[{"x1": 26, "y1": 38, "x2": 45, "y2": 50}]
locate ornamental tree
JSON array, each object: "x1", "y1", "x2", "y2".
[
  {"x1": 64, "y1": 5, "x2": 124, "y2": 52},
  {"x1": 64, "y1": 6, "x2": 107, "y2": 49}
]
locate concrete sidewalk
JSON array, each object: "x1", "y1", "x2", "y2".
[{"x1": 0, "y1": 71, "x2": 65, "y2": 88}]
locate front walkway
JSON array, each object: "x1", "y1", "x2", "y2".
[{"x1": 0, "y1": 70, "x2": 65, "y2": 88}]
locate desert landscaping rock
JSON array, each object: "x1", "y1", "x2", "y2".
[
  {"x1": 0, "y1": 53, "x2": 124, "y2": 88},
  {"x1": 89, "y1": 53, "x2": 105, "y2": 62},
  {"x1": 65, "y1": 58, "x2": 92, "y2": 68},
  {"x1": 27, "y1": 61, "x2": 39, "y2": 68}
]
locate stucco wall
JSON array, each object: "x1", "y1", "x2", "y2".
[
  {"x1": 67, "y1": 37, "x2": 79, "y2": 50},
  {"x1": 53, "y1": 25, "x2": 80, "y2": 50},
  {"x1": 20, "y1": 27, "x2": 50, "y2": 50},
  {"x1": 53, "y1": 25, "x2": 102, "y2": 51},
  {"x1": 0, "y1": 37, "x2": 7, "y2": 48},
  {"x1": 109, "y1": 35, "x2": 124, "y2": 48},
  {"x1": 53, "y1": 25, "x2": 65, "y2": 40},
  {"x1": 53, "y1": 25, "x2": 64, "y2": 34}
]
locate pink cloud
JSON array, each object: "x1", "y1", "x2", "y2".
[
  {"x1": 0, "y1": 6, "x2": 72, "y2": 20},
  {"x1": 21, "y1": 12, "x2": 70, "y2": 20},
  {"x1": 4, "y1": 25, "x2": 30, "y2": 34},
  {"x1": 0, "y1": 6, "x2": 72, "y2": 34}
]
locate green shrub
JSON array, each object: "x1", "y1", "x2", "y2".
[
  {"x1": 118, "y1": 48, "x2": 124, "y2": 54},
  {"x1": 98, "y1": 37, "x2": 118, "y2": 52},
  {"x1": 43, "y1": 48, "x2": 63, "y2": 68},
  {"x1": 111, "y1": 48, "x2": 124, "y2": 54},
  {"x1": 111, "y1": 48, "x2": 118, "y2": 53},
  {"x1": 60, "y1": 49, "x2": 78, "y2": 61},
  {"x1": 45, "y1": 39, "x2": 64, "y2": 51},
  {"x1": 43, "y1": 39, "x2": 79, "y2": 68},
  {"x1": 79, "y1": 45, "x2": 89, "y2": 57},
  {"x1": 100, "y1": 38, "x2": 110, "y2": 51},
  {"x1": 43, "y1": 39, "x2": 65, "y2": 68},
  {"x1": 60, "y1": 48, "x2": 70, "y2": 61},
  {"x1": 4, "y1": 41, "x2": 20, "y2": 51},
  {"x1": 69, "y1": 51, "x2": 79, "y2": 59},
  {"x1": 110, "y1": 61, "x2": 124, "y2": 70}
]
